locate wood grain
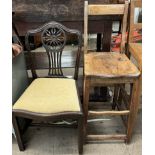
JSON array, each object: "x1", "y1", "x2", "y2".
[
  {"x1": 129, "y1": 43, "x2": 142, "y2": 70},
  {"x1": 88, "y1": 110, "x2": 130, "y2": 116},
  {"x1": 84, "y1": 52, "x2": 140, "y2": 78},
  {"x1": 126, "y1": 78, "x2": 140, "y2": 143},
  {"x1": 120, "y1": 0, "x2": 129, "y2": 53},
  {"x1": 88, "y1": 4, "x2": 125, "y2": 15},
  {"x1": 86, "y1": 134, "x2": 127, "y2": 141}
]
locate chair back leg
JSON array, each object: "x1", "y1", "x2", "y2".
[{"x1": 78, "y1": 117, "x2": 84, "y2": 154}]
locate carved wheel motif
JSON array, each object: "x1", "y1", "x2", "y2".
[{"x1": 42, "y1": 27, "x2": 66, "y2": 51}]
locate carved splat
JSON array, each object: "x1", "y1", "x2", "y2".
[
  {"x1": 41, "y1": 25, "x2": 66, "y2": 76},
  {"x1": 25, "y1": 21, "x2": 82, "y2": 79}
]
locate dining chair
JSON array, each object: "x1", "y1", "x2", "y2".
[
  {"x1": 83, "y1": 0, "x2": 140, "y2": 143},
  {"x1": 12, "y1": 21, "x2": 83, "y2": 154}
]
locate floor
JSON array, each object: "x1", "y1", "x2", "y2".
[{"x1": 12, "y1": 108, "x2": 141, "y2": 155}]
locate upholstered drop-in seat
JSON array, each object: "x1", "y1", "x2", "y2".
[{"x1": 13, "y1": 78, "x2": 81, "y2": 114}]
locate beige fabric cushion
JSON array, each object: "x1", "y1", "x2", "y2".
[{"x1": 13, "y1": 78, "x2": 80, "y2": 114}]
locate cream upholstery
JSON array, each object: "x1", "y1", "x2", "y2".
[{"x1": 13, "y1": 78, "x2": 80, "y2": 114}]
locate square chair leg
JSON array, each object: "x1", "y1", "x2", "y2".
[
  {"x1": 12, "y1": 114, "x2": 25, "y2": 151},
  {"x1": 78, "y1": 117, "x2": 84, "y2": 154},
  {"x1": 126, "y1": 79, "x2": 140, "y2": 143}
]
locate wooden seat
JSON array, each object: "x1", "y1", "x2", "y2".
[
  {"x1": 12, "y1": 21, "x2": 83, "y2": 154},
  {"x1": 85, "y1": 52, "x2": 140, "y2": 77},
  {"x1": 83, "y1": 1, "x2": 140, "y2": 143}
]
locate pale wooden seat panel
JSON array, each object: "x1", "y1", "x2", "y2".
[
  {"x1": 13, "y1": 78, "x2": 80, "y2": 114},
  {"x1": 84, "y1": 52, "x2": 140, "y2": 77}
]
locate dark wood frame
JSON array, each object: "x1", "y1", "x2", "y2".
[
  {"x1": 25, "y1": 21, "x2": 82, "y2": 80},
  {"x1": 12, "y1": 21, "x2": 84, "y2": 154}
]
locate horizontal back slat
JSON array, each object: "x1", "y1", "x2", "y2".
[{"x1": 88, "y1": 4, "x2": 125, "y2": 15}]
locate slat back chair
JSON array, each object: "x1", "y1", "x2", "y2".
[
  {"x1": 83, "y1": 1, "x2": 140, "y2": 144},
  {"x1": 12, "y1": 21, "x2": 83, "y2": 154}
]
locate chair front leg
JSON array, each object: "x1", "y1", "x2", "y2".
[
  {"x1": 126, "y1": 78, "x2": 140, "y2": 143},
  {"x1": 78, "y1": 117, "x2": 84, "y2": 154},
  {"x1": 83, "y1": 76, "x2": 90, "y2": 138},
  {"x1": 12, "y1": 114, "x2": 25, "y2": 151}
]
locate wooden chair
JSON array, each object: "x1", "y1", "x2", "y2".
[
  {"x1": 128, "y1": 0, "x2": 142, "y2": 109},
  {"x1": 12, "y1": 21, "x2": 83, "y2": 154},
  {"x1": 83, "y1": 1, "x2": 140, "y2": 143}
]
